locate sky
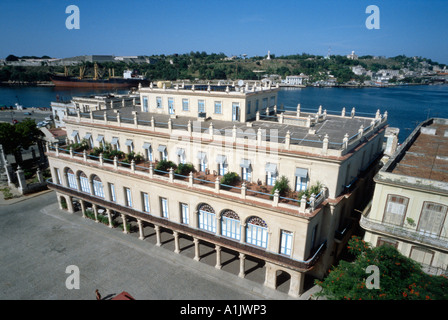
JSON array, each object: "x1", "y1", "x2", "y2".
[{"x1": 0, "y1": 0, "x2": 447, "y2": 64}]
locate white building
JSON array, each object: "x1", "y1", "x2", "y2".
[{"x1": 46, "y1": 82, "x2": 388, "y2": 297}]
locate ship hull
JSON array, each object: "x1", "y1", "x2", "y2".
[{"x1": 50, "y1": 75, "x2": 149, "y2": 88}]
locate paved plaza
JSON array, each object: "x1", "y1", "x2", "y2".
[{"x1": 0, "y1": 190, "x2": 319, "y2": 300}]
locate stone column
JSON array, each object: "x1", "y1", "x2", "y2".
[
  {"x1": 137, "y1": 219, "x2": 144, "y2": 240},
  {"x1": 193, "y1": 238, "x2": 200, "y2": 261},
  {"x1": 66, "y1": 195, "x2": 75, "y2": 213},
  {"x1": 93, "y1": 204, "x2": 99, "y2": 222},
  {"x1": 288, "y1": 271, "x2": 305, "y2": 298},
  {"x1": 154, "y1": 225, "x2": 161, "y2": 246},
  {"x1": 173, "y1": 231, "x2": 180, "y2": 254},
  {"x1": 263, "y1": 262, "x2": 277, "y2": 290},
  {"x1": 106, "y1": 209, "x2": 113, "y2": 228},
  {"x1": 121, "y1": 213, "x2": 129, "y2": 234},
  {"x1": 80, "y1": 199, "x2": 86, "y2": 218},
  {"x1": 215, "y1": 245, "x2": 222, "y2": 269},
  {"x1": 238, "y1": 253, "x2": 246, "y2": 278}
]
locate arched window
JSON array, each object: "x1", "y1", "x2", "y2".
[
  {"x1": 66, "y1": 168, "x2": 77, "y2": 189},
  {"x1": 246, "y1": 216, "x2": 268, "y2": 248},
  {"x1": 79, "y1": 172, "x2": 90, "y2": 193},
  {"x1": 92, "y1": 175, "x2": 104, "y2": 198},
  {"x1": 198, "y1": 203, "x2": 216, "y2": 233},
  {"x1": 221, "y1": 210, "x2": 241, "y2": 240}
]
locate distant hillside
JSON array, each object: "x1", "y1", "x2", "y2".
[{"x1": 1, "y1": 52, "x2": 446, "y2": 84}]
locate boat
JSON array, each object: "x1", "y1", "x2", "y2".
[{"x1": 50, "y1": 64, "x2": 150, "y2": 88}]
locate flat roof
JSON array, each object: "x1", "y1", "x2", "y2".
[
  {"x1": 84, "y1": 106, "x2": 381, "y2": 150},
  {"x1": 390, "y1": 119, "x2": 448, "y2": 182}
]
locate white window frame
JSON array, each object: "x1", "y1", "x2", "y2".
[
  {"x1": 221, "y1": 216, "x2": 241, "y2": 240},
  {"x1": 182, "y1": 98, "x2": 189, "y2": 111},
  {"x1": 168, "y1": 97, "x2": 174, "y2": 114},
  {"x1": 199, "y1": 209, "x2": 216, "y2": 233},
  {"x1": 246, "y1": 223, "x2": 268, "y2": 249},
  {"x1": 143, "y1": 96, "x2": 148, "y2": 112},
  {"x1": 109, "y1": 183, "x2": 116, "y2": 202},
  {"x1": 418, "y1": 202, "x2": 447, "y2": 236},
  {"x1": 280, "y1": 230, "x2": 293, "y2": 256},
  {"x1": 181, "y1": 203, "x2": 189, "y2": 224},
  {"x1": 142, "y1": 192, "x2": 150, "y2": 213},
  {"x1": 242, "y1": 166, "x2": 251, "y2": 181},
  {"x1": 383, "y1": 194, "x2": 408, "y2": 226},
  {"x1": 93, "y1": 178, "x2": 104, "y2": 198},
  {"x1": 161, "y1": 197, "x2": 169, "y2": 218},
  {"x1": 267, "y1": 171, "x2": 277, "y2": 186},
  {"x1": 214, "y1": 101, "x2": 222, "y2": 114},
  {"x1": 198, "y1": 100, "x2": 205, "y2": 113},
  {"x1": 156, "y1": 97, "x2": 162, "y2": 108},
  {"x1": 125, "y1": 187, "x2": 132, "y2": 207},
  {"x1": 80, "y1": 175, "x2": 90, "y2": 193},
  {"x1": 67, "y1": 171, "x2": 77, "y2": 189},
  {"x1": 55, "y1": 168, "x2": 62, "y2": 185}
]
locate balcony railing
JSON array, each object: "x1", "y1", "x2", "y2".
[
  {"x1": 47, "y1": 144, "x2": 328, "y2": 216},
  {"x1": 46, "y1": 178, "x2": 327, "y2": 272},
  {"x1": 67, "y1": 106, "x2": 388, "y2": 157},
  {"x1": 360, "y1": 211, "x2": 448, "y2": 251}
]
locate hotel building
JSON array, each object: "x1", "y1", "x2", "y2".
[
  {"x1": 46, "y1": 82, "x2": 388, "y2": 297},
  {"x1": 361, "y1": 118, "x2": 448, "y2": 275}
]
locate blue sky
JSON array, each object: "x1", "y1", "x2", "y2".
[{"x1": 1, "y1": 0, "x2": 447, "y2": 64}]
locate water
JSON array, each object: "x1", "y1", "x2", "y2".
[
  {"x1": 0, "y1": 86, "x2": 129, "y2": 109},
  {"x1": 1, "y1": 84, "x2": 447, "y2": 142},
  {"x1": 278, "y1": 85, "x2": 448, "y2": 142}
]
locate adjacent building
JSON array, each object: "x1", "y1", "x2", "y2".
[
  {"x1": 361, "y1": 118, "x2": 448, "y2": 276},
  {"x1": 51, "y1": 93, "x2": 140, "y2": 128},
  {"x1": 45, "y1": 82, "x2": 388, "y2": 297}
]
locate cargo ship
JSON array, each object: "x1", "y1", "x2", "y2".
[{"x1": 50, "y1": 64, "x2": 150, "y2": 88}]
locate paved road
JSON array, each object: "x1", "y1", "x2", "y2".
[
  {"x1": 0, "y1": 109, "x2": 51, "y2": 125},
  {"x1": 0, "y1": 190, "x2": 301, "y2": 301}
]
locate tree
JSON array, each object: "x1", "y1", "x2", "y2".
[
  {"x1": 5, "y1": 54, "x2": 19, "y2": 62},
  {"x1": 314, "y1": 236, "x2": 448, "y2": 300},
  {"x1": 0, "y1": 118, "x2": 43, "y2": 164}
]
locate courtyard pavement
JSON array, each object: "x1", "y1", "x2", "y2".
[{"x1": 0, "y1": 190, "x2": 321, "y2": 301}]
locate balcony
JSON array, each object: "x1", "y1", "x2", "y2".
[
  {"x1": 47, "y1": 143, "x2": 328, "y2": 217},
  {"x1": 46, "y1": 178, "x2": 327, "y2": 272},
  {"x1": 360, "y1": 203, "x2": 448, "y2": 251}
]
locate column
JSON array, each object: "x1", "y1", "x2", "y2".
[
  {"x1": 238, "y1": 253, "x2": 246, "y2": 278},
  {"x1": 93, "y1": 204, "x2": 99, "y2": 222},
  {"x1": 80, "y1": 199, "x2": 86, "y2": 218},
  {"x1": 154, "y1": 225, "x2": 161, "y2": 246},
  {"x1": 137, "y1": 219, "x2": 144, "y2": 240},
  {"x1": 263, "y1": 262, "x2": 277, "y2": 290},
  {"x1": 121, "y1": 213, "x2": 129, "y2": 234},
  {"x1": 173, "y1": 231, "x2": 180, "y2": 254},
  {"x1": 288, "y1": 271, "x2": 305, "y2": 298},
  {"x1": 193, "y1": 238, "x2": 200, "y2": 261},
  {"x1": 215, "y1": 245, "x2": 222, "y2": 269},
  {"x1": 66, "y1": 196, "x2": 75, "y2": 213},
  {"x1": 106, "y1": 208, "x2": 113, "y2": 228}
]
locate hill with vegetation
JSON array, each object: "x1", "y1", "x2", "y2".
[{"x1": 1, "y1": 52, "x2": 446, "y2": 84}]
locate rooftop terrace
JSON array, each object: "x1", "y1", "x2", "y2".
[{"x1": 66, "y1": 105, "x2": 387, "y2": 157}]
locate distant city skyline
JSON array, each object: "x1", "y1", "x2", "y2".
[{"x1": 0, "y1": 0, "x2": 447, "y2": 64}]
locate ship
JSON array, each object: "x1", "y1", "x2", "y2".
[{"x1": 50, "y1": 64, "x2": 150, "y2": 88}]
